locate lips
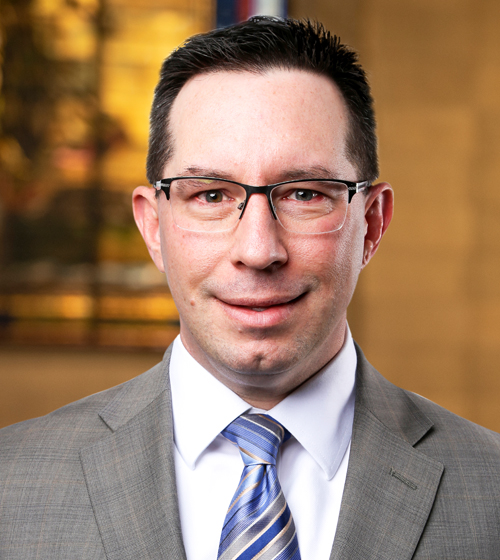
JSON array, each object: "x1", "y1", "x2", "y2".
[
  {"x1": 215, "y1": 293, "x2": 305, "y2": 328},
  {"x1": 219, "y1": 293, "x2": 303, "y2": 309}
]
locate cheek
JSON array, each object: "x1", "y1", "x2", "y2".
[
  {"x1": 290, "y1": 219, "x2": 365, "y2": 299},
  {"x1": 161, "y1": 228, "x2": 227, "y2": 298}
]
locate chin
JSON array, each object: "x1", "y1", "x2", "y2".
[{"x1": 210, "y1": 337, "x2": 307, "y2": 377}]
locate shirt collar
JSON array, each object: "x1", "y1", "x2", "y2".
[
  {"x1": 169, "y1": 328, "x2": 356, "y2": 480},
  {"x1": 169, "y1": 339, "x2": 251, "y2": 470},
  {"x1": 268, "y1": 328, "x2": 356, "y2": 479}
]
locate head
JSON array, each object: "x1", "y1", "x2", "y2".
[
  {"x1": 134, "y1": 18, "x2": 393, "y2": 409},
  {"x1": 146, "y1": 17, "x2": 378, "y2": 186}
]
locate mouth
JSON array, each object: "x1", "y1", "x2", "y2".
[
  {"x1": 216, "y1": 293, "x2": 306, "y2": 328},
  {"x1": 221, "y1": 293, "x2": 304, "y2": 309}
]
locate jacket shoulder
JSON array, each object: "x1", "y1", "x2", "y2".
[
  {"x1": 0, "y1": 359, "x2": 166, "y2": 464},
  {"x1": 0, "y1": 358, "x2": 170, "y2": 559},
  {"x1": 355, "y1": 341, "x2": 500, "y2": 455}
]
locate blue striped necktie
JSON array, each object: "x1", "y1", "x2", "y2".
[{"x1": 217, "y1": 413, "x2": 301, "y2": 560}]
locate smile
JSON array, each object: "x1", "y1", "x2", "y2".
[{"x1": 216, "y1": 294, "x2": 306, "y2": 328}]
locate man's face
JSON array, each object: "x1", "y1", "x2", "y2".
[{"x1": 134, "y1": 69, "x2": 392, "y2": 407}]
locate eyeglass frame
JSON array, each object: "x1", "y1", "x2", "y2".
[{"x1": 153, "y1": 176, "x2": 371, "y2": 225}]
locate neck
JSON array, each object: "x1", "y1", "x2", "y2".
[{"x1": 179, "y1": 322, "x2": 347, "y2": 411}]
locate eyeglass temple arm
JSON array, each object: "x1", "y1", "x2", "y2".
[
  {"x1": 347, "y1": 181, "x2": 371, "y2": 203},
  {"x1": 154, "y1": 180, "x2": 171, "y2": 200}
]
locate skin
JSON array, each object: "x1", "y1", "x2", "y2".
[{"x1": 133, "y1": 69, "x2": 393, "y2": 409}]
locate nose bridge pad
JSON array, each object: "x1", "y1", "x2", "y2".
[{"x1": 237, "y1": 187, "x2": 278, "y2": 221}]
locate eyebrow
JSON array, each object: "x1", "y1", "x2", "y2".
[
  {"x1": 181, "y1": 166, "x2": 230, "y2": 180},
  {"x1": 177, "y1": 165, "x2": 340, "y2": 184},
  {"x1": 278, "y1": 165, "x2": 338, "y2": 181}
]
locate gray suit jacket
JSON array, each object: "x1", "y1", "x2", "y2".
[{"x1": 1, "y1": 344, "x2": 499, "y2": 559}]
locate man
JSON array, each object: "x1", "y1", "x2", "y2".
[{"x1": 1, "y1": 17, "x2": 499, "y2": 560}]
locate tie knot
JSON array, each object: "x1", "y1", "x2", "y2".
[{"x1": 222, "y1": 413, "x2": 290, "y2": 466}]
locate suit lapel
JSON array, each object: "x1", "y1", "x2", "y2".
[
  {"x1": 330, "y1": 345, "x2": 444, "y2": 560},
  {"x1": 80, "y1": 349, "x2": 186, "y2": 560}
]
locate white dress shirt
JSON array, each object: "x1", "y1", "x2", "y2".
[{"x1": 170, "y1": 328, "x2": 357, "y2": 560}]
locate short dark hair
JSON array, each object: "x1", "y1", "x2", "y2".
[{"x1": 146, "y1": 16, "x2": 378, "y2": 185}]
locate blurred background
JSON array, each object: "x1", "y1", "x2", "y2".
[{"x1": 1, "y1": 0, "x2": 499, "y2": 431}]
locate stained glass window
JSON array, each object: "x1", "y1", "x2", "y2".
[{"x1": 0, "y1": 0, "x2": 287, "y2": 350}]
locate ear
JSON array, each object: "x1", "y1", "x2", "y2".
[
  {"x1": 361, "y1": 182, "x2": 394, "y2": 268},
  {"x1": 132, "y1": 186, "x2": 165, "y2": 273}
]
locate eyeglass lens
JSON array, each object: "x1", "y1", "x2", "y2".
[{"x1": 168, "y1": 178, "x2": 350, "y2": 233}]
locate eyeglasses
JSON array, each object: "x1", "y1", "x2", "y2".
[{"x1": 153, "y1": 176, "x2": 371, "y2": 234}]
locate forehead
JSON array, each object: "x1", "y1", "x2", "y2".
[{"x1": 166, "y1": 69, "x2": 354, "y2": 180}]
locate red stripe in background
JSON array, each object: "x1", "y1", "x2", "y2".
[{"x1": 238, "y1": 0, "x2": 252, "y2": 21}]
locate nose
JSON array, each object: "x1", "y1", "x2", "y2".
[{"x1": 230, "y1": 193, "x2": 288, "y2": 270}]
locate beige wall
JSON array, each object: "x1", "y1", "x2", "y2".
[
  {"x1": 291, "y1": 0, "x2": 500, "y2": 431},
  {"x1": 0, "y1": 348, "x2": 163, "y2": 429}
]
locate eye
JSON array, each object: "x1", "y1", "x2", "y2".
[
  {"x1": 199, "y1": 190, "x2": 224, "y2": 203},
  {"x1": 289, "y1": 189, "x2": 318, "y2": 202}
]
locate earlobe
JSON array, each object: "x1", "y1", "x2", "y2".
[
  {"x1": 132, "y1": 186, "x2": 165, "y2": 273},
  {"x1": 361, "y1": 182, "x2": 394, "y2": 268}
]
